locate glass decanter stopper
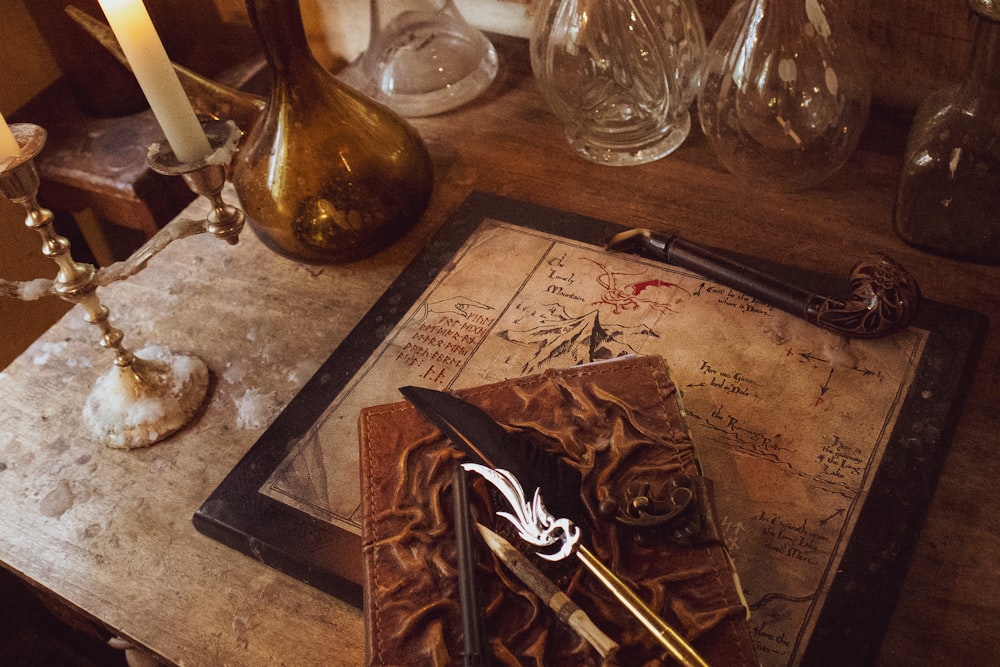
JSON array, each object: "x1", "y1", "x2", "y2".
[
  {"x1": 697, "y1": 0, "x2": 871, "y2": 191},
  {"x1": 343, "y1": 0, "x2": 498, "y2": 117},
  {"x1": 530, "y1": 0, "x2": 706, "y2": 166},
  {"x1": 233, "y1": 0, "x2": 434, "y2": 264},
  {"x1": 893, "y1": 0, "x2": 1000, "y2": 262}
]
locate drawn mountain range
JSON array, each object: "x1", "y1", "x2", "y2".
[{"x1": 498, "y1": 304, "x2": 660, "y2": 374}]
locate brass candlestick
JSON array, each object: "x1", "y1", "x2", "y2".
[{"x1": 0, "y1": 120, "x2": 244, "y2": 449}]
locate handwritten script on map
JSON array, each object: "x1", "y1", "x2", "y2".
[{"x1": 262, "y1": 220, "x2": 925, "y2": 666}]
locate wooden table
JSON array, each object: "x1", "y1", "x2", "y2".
[{"x1": 0, "y1": 36, "x2": 997, "y2": 666}]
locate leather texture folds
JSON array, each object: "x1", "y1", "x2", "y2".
[{"x1": 359, "y1": 355, "x2": 758, "y2": 666}]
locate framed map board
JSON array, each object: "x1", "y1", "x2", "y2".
[{"x1": 194, "y1": 191, "x2": 986, "y2": 666}]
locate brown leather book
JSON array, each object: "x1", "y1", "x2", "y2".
[{"x1": 359, "y1": 355, "x2": 758, "y2": 666}]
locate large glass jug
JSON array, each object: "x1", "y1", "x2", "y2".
[{"x1": 893, "y1": 0, "x2": 1000, "y2": 262}]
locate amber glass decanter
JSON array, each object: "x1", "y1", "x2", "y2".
[
  {"x1": 697, "y1": 0, "x2": 870, "y2": 191},
  {"x1": 233, "y1": 0, "x2": 434, "y2": 263},
  {"x1": 894, "y1": 0, "x2": 1000, "y2": 262}
]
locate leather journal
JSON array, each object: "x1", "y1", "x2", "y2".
[{"x1": 358, "y1": 355, "x2": 758, "y2": 666}]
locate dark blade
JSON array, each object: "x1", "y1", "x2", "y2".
[{"x1": 399, "y1": 386, "x2": 584, "y2": 526}]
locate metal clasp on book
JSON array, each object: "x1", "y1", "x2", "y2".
[{"x1": 599, "y1": 474, "x2": 706, "y2": 545}]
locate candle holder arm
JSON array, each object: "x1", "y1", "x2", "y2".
[
  {"x1": 0, "y1": 277, "x2": 54, "y2": 301},
  {"x1": 1, "y1": 215, "x2": 222, "y2": 301},
  {"x1": 0, "y1": 120, "x2": 246, "y2": 450},
  {"x1": 94, "y1": 216, "x2": 215, "y2": 284}
]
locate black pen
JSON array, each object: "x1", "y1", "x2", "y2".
[{"x1": 452, "y1": 465, "x2": 491, "y2": 666}]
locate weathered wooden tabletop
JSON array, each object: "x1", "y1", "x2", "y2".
[{"x1": 0, "y1": 35, "x2": 997, "y2": 665}]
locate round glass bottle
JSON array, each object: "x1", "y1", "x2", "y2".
[
  {"x1": 893, "y1": 0, "x2": 1000, "y2": 262},
  {"x1": 233, "y1": 0, "x2": 434, "y2": 264},
  {"x1": 697, "y1": 0, "x2": 871, "y2": 191},
  {"x1": 351, "y1": 0, "x2": 498, "y2": 117},
  {"x1": 529, "y1": 0, "x2": 706, "y2": 166}
]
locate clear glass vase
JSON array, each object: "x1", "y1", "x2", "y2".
[
  {"x1": 232, "y1": 0, "x2": 434, "y2": 264},
  {"x1": 893, "y1": 0, "x2": 1000, "y2": 262},
  {"x1": 697, "y1": 0, "x2": 871, "y2": 191},
  {"x1": 529, "y1": 0, "x2": 706, "y2": 166}
]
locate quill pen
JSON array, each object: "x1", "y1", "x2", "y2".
[
  {"x1": 399, "y1": 385, "x2": 584, "y2": 526},
  {"x1": 465, "y1": 463, "x2": 709, "y2": 667}
]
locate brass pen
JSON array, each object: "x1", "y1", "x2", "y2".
[{"x1": 575, "y1": 544, "x2": 708, "y2": 667}]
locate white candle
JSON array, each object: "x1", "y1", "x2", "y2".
[
  {"x1": 0, "y1": 112, "x2": 20, "y2": 164},
  {"x1": 97, "y1": 0, "x2": 211, "y2": 162}
]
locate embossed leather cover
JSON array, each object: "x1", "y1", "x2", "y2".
[{"x1": 359, "y1": 355, "x2": 758, "y2": 666}]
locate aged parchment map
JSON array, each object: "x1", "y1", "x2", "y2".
[{"x1": 263, "y1": 220, "x2": 925, "y2": 665}]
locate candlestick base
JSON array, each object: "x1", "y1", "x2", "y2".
[
  {"x1": 83, "y1": 346, "x2": 209, "y2": 450},
  {"x1": 1, "y1": 121, "x2": 246, "y2": 450}
]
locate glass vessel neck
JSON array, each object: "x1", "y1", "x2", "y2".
[
  {"x1": 246, "y1": 0, "x2": 315, "y2": 74},
  {"x1": 966, "y1": 11, "x2": 1000, "y2": 97},
  {"x1": 743, "y1": 0, "x2": 843, "y2": 38}
]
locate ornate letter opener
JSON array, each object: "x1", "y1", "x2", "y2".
[{"x1": 400, "y1": 386, "x2": 710, "y2": 666}]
